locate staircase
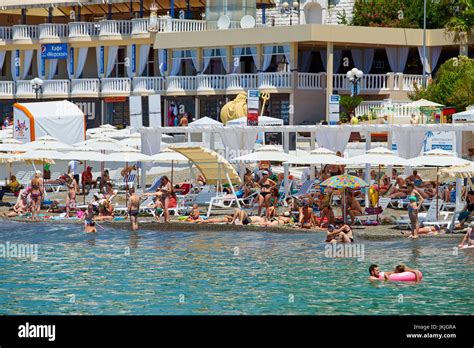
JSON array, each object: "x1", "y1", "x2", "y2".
[{"x1": 325, "y1": 0, "x2": 355, "y2": 25}]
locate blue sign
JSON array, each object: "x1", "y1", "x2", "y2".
[
  {"x1": 15, "y1": 50, "x2": 20, "y2": 78},
  {"x1": 131, "y1": 44, "x2": 136, "y2": 74},
  {"x1": 41, "y1": 44, "x2": 68, "y2": 59},
  {"x1": 40, "y1": 57, "x2": 45, "y2": 77},
  {"x1": 100, "y1": 46, "x2": 104, "y2": 75},
  {"x1": 329, "y1": 95, "x2": 340, "y2": 103},
  {"x1": 69, "y1": 47, "x2": 74, "y2": 76},
  {"x1": 163, "y1": 49, "x2": 167, "y2": 71}
]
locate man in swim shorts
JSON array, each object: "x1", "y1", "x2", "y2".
[
  {"x1": 368, "y1": 264, "x2": 421, "y2": 281},
  {"x1": 128, "y1": 186, "x2": 140, "y2": 231}
]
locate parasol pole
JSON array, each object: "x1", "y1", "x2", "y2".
[
  {"x1": 83, "y1": 160, "x2": 87, "y2": 205},
  {"x1": 436, "y1": 166, "x2": 439, "y2": 220},
  {"x1": 377, "y1": 164, "x2": 381, "y2": 208},
  {"x1": 125, "y1": 161, "x2": 128, "y2": 207},
  {"x1": 171, "y1": 160, "x2": 174, "y2": 185}
]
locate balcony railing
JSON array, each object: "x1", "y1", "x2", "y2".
[
  {"x1": 42, "y1": 79, "x2": 70, "y2": 97},
  {"x1": 38, "y1": 23, "x2": 69, "y2": 40},
  {"x1": 356, "y1": 100, "x2": 420, "y2": 118},
  {"x1": 164, "y1": 18, "x2": 206, "y2": 33},
  {"x1": 131, "y1": 18, "x2": 150, "y2": 35},
  {"x1": 0, "y1": 27, "x2": 12, "y2": 40},
  {"x1": 167, "y1": 76, "x2": 196, "y2": 93},
  {"x1": 226, "y1": 73, "x2": 259, "y2": 91},
  {"x1": 197, "y1": 74, "x2": 226, "y2": 92},
  {"x1": 132, "y1": 76, "x2": 165, "y2": 93},
  {"x1": 402, "y1": 74, "x2": 424, "y2": 91},
  {"x1": 297, "y1": 72, "x2": 324, "y2": 89},
  {"x1": 12, "y1": 25, "x2": 38, "y2": 41},
  {"x1": 0, "y1": 81, "x2": 14, "y2": 98},
  {"x1": 99, "y1": 20, "x2": 132, "y2": 36},
  {"x1": 333, "y1": 73, "x2": 390, "y2": 91},
  {"x1": 68, "y1": 22, "x2": 100, "y2": 38},
  {"x1": 71, "y1": 78, "x2": 100, "y2": 97},
  {"x1": 15, "y1": 80, "x2": 35, "y2": 98},
  {"x1": 258, "y1": 72, "x2": 293, "y2": 89},
  {"x1": 101, "y1": 77, "x2": 131, "y2": 95}
]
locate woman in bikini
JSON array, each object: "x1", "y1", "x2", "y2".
[
  {"x1": 265, "y1": 186, "x2": 280, "y2": 219},
  {"x1": 186, "y1": 203, "x2": 203, "y2": 223},
  {"x1": 299, "y1": 200, "x2": 316, "y2": 229},
  {"x1": 256, "y1": 171, "x2": 276, "y2": 216},
  {"x1": 158, "y1": 176, "x2": 173, "y2": 223},
  {"x1": 96, "y1": 199, "x2": 114, "y2": 221},
  {"x1": 4, "y1": 190, "x2": 29, "y2": 217},
  {"x1": 65, "y1": 175, "x2": 78, "y2": 218},
  {"x1": 29, "y1": 173, "x2": 43, "y2": 220},
  {"x1": 318, "y1": 187, "x2": 335, "y2": 227}
]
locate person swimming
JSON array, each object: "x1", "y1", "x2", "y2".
[{"x1": 368, "y1": 264, "x2": 421, "y2": 282}]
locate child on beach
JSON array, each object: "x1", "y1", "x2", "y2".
[
  {"x1": 128, "y1": 187, "x2": 140, "y2": 231},
  {"x1": 83, "y1": 204, "x2": 97, "y2": 233},
  {"x1": 186, "y1": 204, "x2": 203, "y2": 223}
]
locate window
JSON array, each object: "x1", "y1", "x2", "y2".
[
  {"x1": 145, "y1": 49, "x2": 155, "y2": 76},
  {"x1": 232, "y1": 46, "x2": 257, "y2": 73},
  {"x1": 203, "y1": 48, "x2": 226, "y2": 74},
  {"x1": 112, "y1": 46, "x2": 126, "y2": 77}
]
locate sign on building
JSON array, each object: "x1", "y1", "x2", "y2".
[
  {"x1": 328, "y1": 94, "x2": 340, "y2": 125},
  {"x1": 41, "y1": 44, "x2": 68, "y2": 60},
  {"x1": 247, "y1": 89, "x2": 259, "y2": 126}
]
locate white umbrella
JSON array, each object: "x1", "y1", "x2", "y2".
[
  {"x1": 440, "y1": 163, "x2": 474, "y2": 180},
  {"x1": 20, "y1": 135, "x2": 73, "y2": 151},
  {"x1": 0, "y1": 138, "x2": 24, "y2": 152},
  {"x1": 407, "y1": 149, "x2": 471, "y2": 219},
  {"x1": 74, "y1": 138, "x2": 130, "y2": 152},
  {"x1": 404, "y1": 99, "x2": 444, "y2": 108},
  {"x1": 150, "y1": 148, "x2": 189, "y2": 183},
  {"x1": 284, "y1": 147, "x2": 347, "y2": 165},
  {"x1": 231, "y1": 145, "x2": 295, "y2": 162},
  {"x1": 104, "y1": 151, "x2": 153, "y2": 163},
  {"x1": 17, "y1": 149, "x2": 65, "y2": 161}
]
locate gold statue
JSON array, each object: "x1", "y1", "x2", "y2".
[{"x1": 220, "y1": 92, "x2": 248, "y2": 125}]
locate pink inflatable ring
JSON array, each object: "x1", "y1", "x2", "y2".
[{"x1": 378, "y1": 271, "x2": 422, "y2": 282}]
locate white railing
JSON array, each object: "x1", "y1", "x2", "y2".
[
  {"x1": 333, "y1": 74, "x2": 350, "y2": 90},
  {"x1": 68, "y1": 22, "x2": 100, "y2": 38},
  {"x1": 163, "y1": 18, "x2": 206, "y2": 32},
  {"x1": 167, "y1": 76, "x2": 196, "y2": 92},
  {"x1": 0, "y1": 81, "x2": 14, "y2": 97},
  {"x1": 12, "y1": 25, "x2": 38, "y2": 40},
  {"x1": 356, "y1": 100, "x2": 418, "y2": 118},
  {"x1": 42, "y1": 79, "x2": 70, "y2": 97},
  {"x1": 132, "y1": 76, "x2": 165, "y2": 93},
  {"x1": 403, "y1": 74, "x2": 424, "y2": 91},
  {"x1": 71, "y1": 78, "x2": 100, "y2": 96},
  {"x1": 101, "y1": 77, "x2": 131, "y2": 95},
  {"x1": 197, "y1": 74, "x2": 226, "y2": 91},
  {"x1": 99, "y1": 20, "x2": 132, "y2": 36},
  {"x1": 334, "y1": 73, "x2": 389, "y2": 91},
  {"x1": 38, "y1": 23, "x2": 69, "y2": 39},
  {"x1": 0, "y1": 27, "x2": 12, "y2": 40},
  {"x1": 131, "y1": 18, "x2": 149, "y2": 35},
  {"x1": 258, "y1": 72, "x2": 293, "y2": 89},
  {"x1": 297, "y1": 72, "x2": 324, "y2": 89},
  {"x1": 226, "y1": 73, "x2": 258, "y2": 90},
  {"x1": 15, "y1": 80, "x2": 35, "y2": 98}
]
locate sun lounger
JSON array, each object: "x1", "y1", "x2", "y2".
[
  {"x1": 76, "y1": 189, "x2": 100, "y2": 210},
  {"x1": 354, "y1": 197, "x2": 391, "y2": 225},
  {"x1": 146, "y1": 176, "x2": 162, "y2": 193},
  {"x1": 395, "y1": 199, "x2": 449, "y2": 230}
]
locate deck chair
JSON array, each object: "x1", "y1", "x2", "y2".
[
  {"x1": 19, "y1": 171, "x2": 35, "y2": 186},
  {"x1": 206, "y1": 190, "x2": 258, "y2": 217},
  {"x1": 291, "y1": 179, "x2": 314, "y2": 200},
  {"x1": 76, "y1": 189, "x2": 100, "y2": 210},
  {"x1": 146, "y1": 176, "x2": 163, "y2": 193},
  {"x1": 354, "y1": 197, "x2": 391, "y2": 225}
]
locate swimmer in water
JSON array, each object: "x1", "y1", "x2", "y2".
[
  {"x1": 83, "y1": 204, "x2": 97, "y2": 233},
  {"x1": 368, "y1": 264, "x2": 421, "y2": 282}
]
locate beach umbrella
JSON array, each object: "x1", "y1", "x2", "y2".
[
  {"x1": 284, "y1": 147, "x2": 347, "y2": 165},
  {"x1": 0, "y1": 138, "x2": 24, "y2": 152},
  {"x1": 20, "y1": 135, "x2": 73, "y2": 151},
  {"x1": 321, "y1": 174, "x2": 368, "y2": 224},
  {"x1": 404, "y1": 99, "x2": 444, "y2": 108},
  {"x1": 74, "y1": 137, "x2": 126, "y2": 152},
  {"x1": 439, "y1": 163, "x2": 474, "y2": 180},
  {"x1": 231, "y1": 145, "x2": 295, "y2": 162},
  {"x1": 149, "y1": 148, "x2": 189, "y2": 183},
  {"x1": 407, "y1": 149, "x2": 471, "y2": 219}
]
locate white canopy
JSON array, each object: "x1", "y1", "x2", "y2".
[
  {"x1": 452, "y1": 109, "x2": 474, "y2": 123},
  {"x1": 407, "y1": 149, "x2": 471, "y2": 167},
  {"x1": 346, "y1": 147, "x2": 408, "y2": 166},
  {"x1": 189, "y1": 117, "x2": 223, "y2": 127},
  {"x1": 232, "y1": 145, "x2": 294, "y2": 162},
  {"x1": 0, "y1": 138, "x2": 24, "y2": 152},
  {"x1": 405, "y1": 99, "x2": 444, "y2": 108},
  {"x1": 284, "y1": 147, "x2": 347, "y2": 165},
  {"x1": 149, "y1": 148, "x2": 189, "y2": 162},
  {"x1": 226, "y1": 116, "x2": 284, "y2": 126},
  {"x1": 104, "y1": 151, "x2": 153, "y2": 162},
  {"x1": 60, "y1": 145, "x2": 109, "y2": 162},
  {"x1": 17, "y1": 149, "x2": 65, "y2": 161},
  {"x1": 74, "y1": 138, "x2": 132, "y2": 152},
  {"x1": 20, "y1": 135, "x2": 73, "y2": 151}
]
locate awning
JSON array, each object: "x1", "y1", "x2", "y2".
[{"x1": 169, "y1": 145, "x2": 241, "y2": 185}]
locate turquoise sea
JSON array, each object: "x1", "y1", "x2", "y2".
[{"x1": 0, "y1": 221, "x2": 473, "y2": 315}]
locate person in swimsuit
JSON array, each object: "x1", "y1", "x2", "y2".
[
  {"x1": 231, "y1": 208, "x2": 267, "y2": 225},
  {"x1": 265, "y1": 186, "x2": 280, "y2": 219},
  {"x1": 4, "y1": 190, "x2": 29, "y2": 217},
  {"x1": 96, "y1": 199, "x2": 114, "y2": 221},
  {"x1": 326, "y1": 224, "x2": 354, "y2": 243},
  {"x1": 299, "y1": 200, "x2": 315, "y2": 229},
  {"x1": 84, "y1": 204, "x2": 97, "y2": 233},
  {"x1": 318, "y1": 188, "x2": 335, "y2": 227},
  {"x1": 407, "y1": 195, "x2": 424, "y2": 239},
  {"x1": 186, "y1": 203, "x2": 203, "y2": 223},
  {"x1": 346, "y1": 191, "x2": 363, "y2": 224},
  {"x1": 103, "y1": 182, "x2": 117, "y2": 203},
  {"x1": 29, "y1": 172, "x2": 43, "y2": 220},
  {"x1": 65, "y1": 175, "x2": 78, "y2": 218},
  {"x1": 157, "y1": 176, "x2": 173, "y2": 223},
  {"x1": 458, "y1": 221, "x2": 474, "y2": 248},
  {"x1": 128, "y1": 186, "x2": 140, "y2": 231},
  {"x1": 368, "y1": 264, "x2": 421, "y2": 282},
  {"x1": 201, "y1": 215, "x2": 234, "y2": 224},
  {"x1": 257, "y1": 171, "x2": 276, "y2": 217},
  {"x1": 455, "y1": 190, "x2": 474, "y2": 229}
]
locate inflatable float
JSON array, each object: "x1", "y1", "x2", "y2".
[{"x1": 378, "y1": 271, "x2": 422, "y2": 282}]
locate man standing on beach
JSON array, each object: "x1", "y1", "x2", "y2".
[
  {"x1": 128, "y1": 186, "x2": 140, "y2": 231},
  {"x1": 68, "y1": 160, "x2": 83, "y2": 192}
]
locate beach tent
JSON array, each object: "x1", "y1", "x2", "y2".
[
  {"x1": 452, "y1": 109, "x2": 474, "y2": 123},
  {"x1": 13, "y1": 100, "x2": 85, "y2": 145}
]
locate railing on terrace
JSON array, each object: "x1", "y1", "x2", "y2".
[
  {"x1": 258, "y1": 72, "x2": 293, "y2": 89},
  {"x1": 15, "y1": 80, "x2": 35, "y2": 97},
  {"x1": 99, "y1": 20, "x2": 132, "y2": 36},
  {"x1": 297, "y1": 72, "x2": 324, "y2": 89},
  {"x1": 196, "y1": 74, "x2": 226, "y2": 91},
  {"x1": 226, "y1": 73, "x2": 259, "y2": 91},
  {"x1": 131, "y1": 18, "x2": 149, "y2": 35},
  {"x1": 0, "y1": 81, "x2": 14, "y2": 97},
  {"x1": 166, "y1": 76, "x2": 196, "y2": 92},
  {"x1": 42, "y1": 79, "x2": 70, "y2": 97},
  {"x1": 12, "y1": 25, "x2": 38, "y2": 40},
  {"x1": 0, "y1": 27, "x2": 12, "y2": 40},
  {"x1": 163, "y1": 18, "x2": 206, "y2": 32},
  {"x1": 71, "y1": 78, "x2": 100, "y2": 95},
  {"x1": 101, "y1": 78, "x2": 131, "y2": 94},
  {"x1": 38, "y1": 23, "x2": 69, "y2": 39},
  {"x1": 132, "y1": 76, "x2": 165, "y2": 93},
  {"x1": 402, "y1": 74, "x2": 424, "y2": 91},
  {"x1": 68, "y1": 22, "x2": 100, "y2": 38},
  {"x1": 355, "y1": 100, "x2": 419, "y2": 118}
]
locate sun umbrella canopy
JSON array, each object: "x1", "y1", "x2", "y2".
[
  {"x1": 407, "y1": 149, "x2": 471, "y2": 167},
  {"x1": 150, "y1": 148, "x2": 189, "y2": 162},
  {"x1": 170, "y1": 146, "x2": 241, "y2": 185},
  {"x1": 346, "y1": 147, "x2": 408, "y2": 166},
  {"x1": 440, "y1": 163, "x2": 474, "y2": 179},
  {"x1": 0, "y1": 138, "x2": 24, "y2": 152},
  {"x1": 0, "y1": 153, "x2": 25, "y2": 163},
  {"x1": 231, "y1": 145, "x2": 295, "y2": 162},
  {"x1": 321, "y1": 175, "x2": 368, "y2": 189},
  {"x1": 60, "y1": 148, "x2": 109, "y2": 162},
  {"x1": 20, "y1": 135, "x2": 73, "y2": 151},
  {"x1": 74, "y1": 138, "x2": 132, "y2": 152},
  {"x1": 17, "y1": 149, "x2": 65, "y2": 161},
  {"x1": 405, "y1": 99, "x2": 444, "y2": 108},
  {"x1": 284, "y1": 147, "x2": 347, "y2": 165},
  {"x1": 104, "y1": 152, "x2": 154, "y2": 162}
]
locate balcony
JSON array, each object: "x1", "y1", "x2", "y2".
[
  {"x1": 164, "y1": 18, "x2": 206, "y2": 32},
  {"x1": 12, "y1": 25, "x2": 38, "y2": 42},
  {"x1": 400, "y1": 74, "x2": 424, "y2": 91},
  {"x1": 15, "y1": 80, "x2": 36, "y2": 99},
  {"x1": 38, "y1": 23, "x2": 69, "y2": 42},
  {"x1": 0, "y1": 82, "x2": 14, "y2": 99},
  {"x1": 98, "y1": 20, "x2": 132, "y2": 38},
  {"x1": 226, "y1": 73, "x2": 258, "y2": 94},
  {"x1": 297, "y1": 72, "x2": 324, "y2": 90},
  {"x1": 0, "y1": 27, "x2": 12, "y2": 41},
  {"x1": 68, "y1": 22, "x2": 100, "y2": 40},
  {"x1": 166, "y1": 76, "x2": 196, "y2": 95},
  {"x1": 42, "y1": 79, "x2": 70, "y2": 98},
  {"x1": 101, "y1": 77, "x2": 131, "y2": 97},
  {"x1": 196, "y1": 75, "x2": 226, "y2": 95},
  {"x1": 71, "y1": 78, "x2": 100, "y2": 98},
  {"x1": 132, "y1": 76, "x2": 165, "y2": 95},
  {"x1": 131, "y1": 18, "x2": 150, "y2": 36},
  {"x1": 258, "y1": 72, "x2": 293, "y2": 91}
]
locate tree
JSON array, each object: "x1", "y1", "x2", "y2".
[
  {"x1": 340, "y1": 95, "x2": 363, "y2": 122},
  {"x1": 408, "y1": 56, "x2": 474, "y2": 111}
]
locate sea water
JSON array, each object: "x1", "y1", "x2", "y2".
[{"x1": 0, "y1": 221, "x2": 473, "y2": 315}]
